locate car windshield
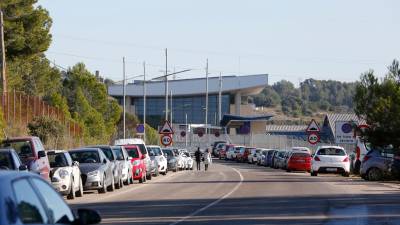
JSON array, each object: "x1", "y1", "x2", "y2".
[
  {"x1": 317, "y1": 148, "x2": 346, "y2": 156},
  {"x1": 137, "y1": 144, "x2": 147, "y2": 155},
  {"x1": 112, "y1": 147, "x2": 124, "y2": 160},
  {"x1": 70, "y1": 151, "x2": 100, "y2": 163},
  {"x1": 125, "y1": 147, "x2": 140, "y2": 158},
  {"x1": 99, "y1": 148, "x2": 114, "y2": 161},
  {"x1": 0, "y1": 152, "x2": 14, "y2": 169},
  {"x1": 162, "y1": 149, "x2": 174, "y2": 157},
  {"x1": 0, "y1": 140, "x2": 33, "y2": 160},
  {"x1": 148, "y1": 147, "x2": 162, "y2": 156},
  {"x1": 148, "y1": 148, "x2": 156, "y2": 156},
  {"x1": 48, "y1": 153, "x2": 68, "y2": 167}
]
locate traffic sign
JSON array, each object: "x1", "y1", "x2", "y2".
[
  {"x1": 160, "y1": 134, "x2": 173, "y2": 146},
  {"x1": 306, "y1": 119, "x2": 320, "y2": 133},
  {"x1": 136, "y1": 124, "x2": 145, "y2": 133},
  {"x1": 159, "y1": 120, "x2": 174, "y2": 134},
  {"x1": 308, "y1": 132, "x2": 320, "y2": 145},
  {"x1": 180, "y1": 131, "x2": 186, "y2": 137}
]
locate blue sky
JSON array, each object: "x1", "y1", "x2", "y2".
[{"x1": 39, "y1": 0, "x2": 400, "y2": 85}]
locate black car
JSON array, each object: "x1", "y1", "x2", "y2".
[
  {"x1": 0, "y1": 148, "x2": 27, "y2": 171},
  {"x1": 0, "y1": 171, "x2": 101, "y2": 224}
]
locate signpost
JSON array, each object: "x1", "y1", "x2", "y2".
[
  {"x1": 159, "y1": 120, "x2": 174, "y2": 147},
  {"x1": 335, "y1": 121, "x2": 357, "y2": 144},
  {"x1": 306, "y1": 119, "x2": 321, "y2": 145}
]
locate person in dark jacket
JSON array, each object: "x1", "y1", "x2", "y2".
[{"x1": 195, "y1": 147, "x2": 202, "y2": 171}]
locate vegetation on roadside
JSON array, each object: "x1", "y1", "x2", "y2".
[{"x1": 354, "y1": 60, "x2": 400, "y2": 149}]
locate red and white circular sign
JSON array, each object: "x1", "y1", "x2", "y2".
[
  {"x1": 160, "y1": 134, "x2": 173, "y2": 146},
  {"x1": 308, "y1": 132, "x2": 320, "y2": 145}
]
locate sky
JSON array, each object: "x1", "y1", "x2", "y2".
[{"x1": 38, "y1": 0, "x2": 400, "y2": 85}]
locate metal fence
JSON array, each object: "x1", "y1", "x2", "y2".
[{"x1": 1, "y1": 91, "x2": 81, "y2": 138}]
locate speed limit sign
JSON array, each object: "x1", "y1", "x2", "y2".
[
  {"x1": 308, "y1": 132, "x2": 320, "y2": 145},
  {"x1": 160, "y1": 134, "x2": 173, "y2": 147}
]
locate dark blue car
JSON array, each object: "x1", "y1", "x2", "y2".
[{"x1": 0, "y1": 171, "x2": 101, "y2": 225}]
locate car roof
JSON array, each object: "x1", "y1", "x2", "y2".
[
  {"x1": 69, "y1": 148, "x2": 100, "y2": 152},
  {"x1": 317, "y1": 146, "x2": 345, "y2": 150},
  {"x1": 147, "y1": 145, "x2": 161, "y2": 148},
  {"x1": 114, "y1": 138, "x2": 145, "y2": 145},
  {"x1": 47, "y1": 150, "x2": 67, "y2": 154}
]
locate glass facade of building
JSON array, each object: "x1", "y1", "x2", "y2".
[{"x1": 132, "y1": 94, "x2": 230, "y2": 128}]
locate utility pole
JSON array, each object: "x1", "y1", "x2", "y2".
[
  {"x1": 170, "y1": 90, "x2": 173, "y2": 125},
  {"x1": 143, "y1": 62, "x2": 146, "y2": 142},
  {"x1": 165, "y1": 48, "x2": 168, "y2": 121},
  {"x1": 122, "y1": 57, "x2": 126, "y2": 139},
  {"x1": 205, "y1": 59, "x2": 209, "y2": 147},
  {"x1": 185, "y1": 113, "x2": 188, "y2": 148},
  {"x1": 218, "y1": 72, "x2": 222, "y2": 122},
  {"x1": 0, "y1": 10, "x2": 6, "y2": 94}
]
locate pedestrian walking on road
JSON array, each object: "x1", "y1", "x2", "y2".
[
  {"x1": 195, "y1": 147, "x2": 202, "y2": 171},
  {"x1": 204, "y1": 149, "x2": 212, "y2": 171}
]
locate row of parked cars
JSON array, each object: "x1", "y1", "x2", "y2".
[
  {"x1": 213, "y1": 142, "x2": 351, "y2": 177},
  {"x1": 0, "y1": 136, "x2": 196, "y2": 225}
]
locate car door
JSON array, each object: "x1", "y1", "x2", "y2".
[{"x1": 99, "y1": 151, "x2": 112, "y2": 185}]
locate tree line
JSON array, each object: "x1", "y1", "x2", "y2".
[{"x1": 253, "y1": 79, "x2": 357, "y2": 117}]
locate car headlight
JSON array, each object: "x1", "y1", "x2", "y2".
[
  {"x1": 58, "y1": 169, "x2": 69, "y2": 179},
  {"x1": 87, "y1": 170, "x2": 99, "y2": 177},
  {"x1": 132, "y1": 160, "x2": 140, "y2": 166}
]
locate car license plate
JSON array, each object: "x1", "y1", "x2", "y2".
[{"x1": 326, "y1": 168, "x2": 337, "y2": 172}]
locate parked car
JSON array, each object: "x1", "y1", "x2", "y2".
[
  {"x1": 286, "y1": 151, "x2": 312, "y2": 172},
  {"x1": 0, "y1": 136, "x2": 50, "y2": 181},
  {"x1": 212, "y1": 141, "x2": 227, "y2": 157},
  {"x1": 223, "y1": 144, "x2": 234, "y2": 160},
  {"x1": 115, "y1": 138, "x2": 152, "y2": 180},
  {"x1": 172, "y1": 148, "x2": 185, "y2": 170},
  {"x1": 182, "y1": 151, "x2": 194, "y2": 170},
  {"x1": 270, "y1": 150, "x2": 279, "y2": 168},
  {"x1": 147, "y1": 145, "x2": 168, "y2": 175},
  {"x1": 273, "y1": 151, "x2": 287, "y2": 169},
  {"x1": 291, "y1": 147, "x2": 312, "y2": 154},
  {"x1": 265, "y1": 149, "x2": 277, "y2": 167},
  {"x1": 360, "y1": 147, "x2": 400, "y2": 181},
  {"x1": 69, "y1": 148, "x2": 114, "y2": 193},
  {"x1": 311, "y1": 146, "x2": 350, "y2": 177},
  {"x1": 0, "y1": 171, "x2": 101, "y2": 225},
  {"x1": 112, "y1": 146, "x2": 134, "y2": 185},
  {"x1": 282, "y1": 151, "x2": 292, "y2": 170},
  {"x1": 214, "y1": 142, "x2": 227, "y2": 158},
  {"x1": 87, "y1": 145, "x2": 124, "y2": 189},
  {"x1": 257, "y1": 149, "x2": 268, "y2": 165},
  {"x1": 248, "y1": 148, "x2": 259, "y2": 164},
  {"x1": 0, "y1": 148, "x2": 27, "y2": 171},
  {"x1": 124, "y1": 145, "x2": 147, "y2": 183},
  {"x1": 162, "y1": 148, "x2": 179, "y2": 172},
  {"x1": 47, "y1": 150, "x2": 83, "y2": 199},
  {"x1": 236, "y1": 148, "x2": 246, "y2": 163}
]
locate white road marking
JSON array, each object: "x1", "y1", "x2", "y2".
[{"x1": 169, "y1": 166, "x2": 244, "y2": 225}]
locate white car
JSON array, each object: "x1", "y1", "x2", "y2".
[
  {"x1": 311, "y1": 146, "x2": 350, "y2": 177},
  {"x1": 147, "y1": 145, "x2": 168, "y2": 175},
  {"x1": 48, "y1": 150, "x2": 83, "y2": 199},
  {"x1": 181, "y1": 151, "x2": 194, "y2": 170},
  {"x1": 248, "y1": 148, "x2": 259, "y2": 164},
  {"x1": 112, "y1": 146, "x2": 133, "y2": 185},
  {"x1": 257, "y1": 149, "x2": 268, "y2": 165}
]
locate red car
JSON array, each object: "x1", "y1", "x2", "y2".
[
  {"x1": 236, "y1": 148, "x2": 250, "y2": 163},
  {"x1": 124, "y1": 145, "x2": 147, "y2": 183},
  {"x1": 287, "y1": 152, "x2": 312, "y2": 172},
  {"x1": 1, "y1": 136, "x2": 50, "y2": 181},
  {"x1": 219, "y1": 144, "x2": 234, "y2": 159}
]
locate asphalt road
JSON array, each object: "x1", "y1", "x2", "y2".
[{"x1": 68, "y1": 160, "x2": 400, "y2": 225}]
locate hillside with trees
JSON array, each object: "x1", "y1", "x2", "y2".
[{"x1": 253, "y1": 79, "x2": 357, "y2": 118}]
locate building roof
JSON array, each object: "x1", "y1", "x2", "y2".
[
  {"x1": 108, "y1": 74, "x2": 268, "y2": 97},
  {"x1": 220, "y1": 114, "x2": 273, "y2": 127}
]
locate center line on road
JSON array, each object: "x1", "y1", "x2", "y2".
[{"x1": 169, "y1": 166, "x2": 244, "y2": 225}]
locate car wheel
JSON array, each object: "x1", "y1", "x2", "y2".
[
  {"x1": 76, "y1": 177, "x2": 84, "y2": 197},
  {"x1": 124, "y1": 173, "x2": 130, "y2": 186},
  {"x1": 108, "y1": 176, "x2": 115, "y2": 192},
  {"x1": 67, "y1": 179, "x2": 75, "y2": 200},
  {"x1": 115, "y1": 177, "x2": 121, "y2": 189},
  {"x1": 98, "y1": 175, "x2": 107, "y2": 194},
  {"x1": 368, "y1": 168, "x2": 383, "y2": 181},
  {"x1": 311, "y1": 171, "x2": 318, "y2": 176},
  {"x1": 147, "y1": 172, "x2": 152, "y2": 180}
]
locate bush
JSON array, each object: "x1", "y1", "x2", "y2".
[{"x1": 28, "y1": 116, "x2": 65, "y2": 148}]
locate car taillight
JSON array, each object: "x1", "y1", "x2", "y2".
[
  {"x1": 363, "y1": 155, "x2": 371, "y2": 162},
  {"x1": 343, "y1": 157, "x2": 349, "y2": 162},
  {"x1": 314, "y1": 156, "x2": 321, "y2": 161}
]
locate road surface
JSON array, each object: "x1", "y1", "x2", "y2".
[{"x1": 68, "y1": 160, "x2": 400, "y2": 225}]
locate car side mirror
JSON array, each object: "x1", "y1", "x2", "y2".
[
  {"x1": 38, "y1": 151, "x2": 46, "y2": 158},
  {"x1": 75, "y1": 208, "x2": 101, "y2": 225},
  {"x1": 18, "y1": 165, "x2": 28, "y2": 171},
  {"x1": 103, "y1": 159, "x2": 107, "y2": 164}
]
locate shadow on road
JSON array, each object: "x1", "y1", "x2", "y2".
[{"x1": 70, "y1": 193, "x2": 400, "y2": 225}]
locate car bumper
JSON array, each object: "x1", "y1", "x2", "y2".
[
  {"x1": 82, "y1": 175, "x2": 102, "y2": 190},
  {"x1": 52, "y1": 181, "x2": 71, "y2": 195},
  {"x1": 312, "y1": 162, "x2": 350, "y2": 173},
  {"x1": 132, "y1": 166, "x2": 144, "y2": 180},
  {"x1": 288, "y1": 162, "x2": 311, "y2": 171}
]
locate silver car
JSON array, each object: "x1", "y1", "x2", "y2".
[{"x1": 69, "y1": 148, "x2": 114, "y2": 194}]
